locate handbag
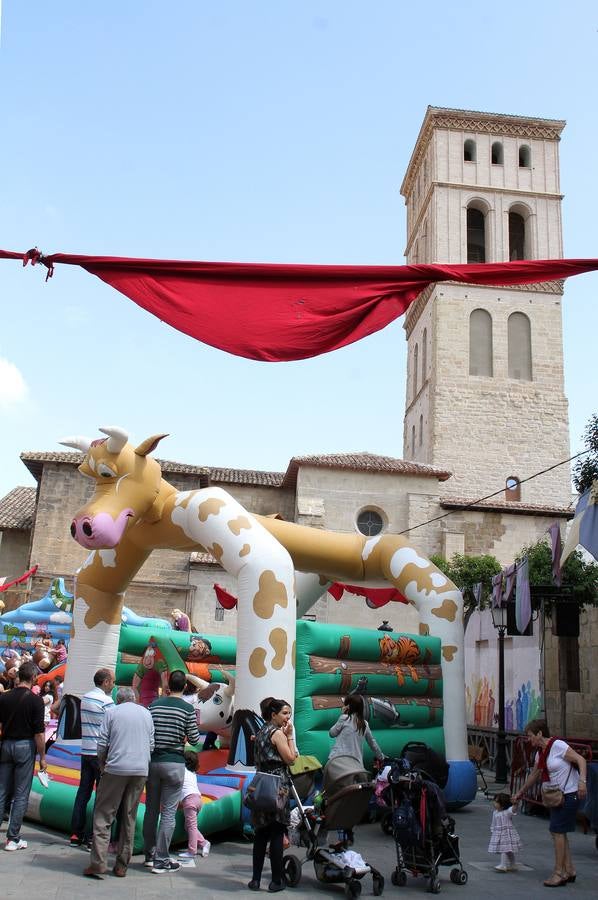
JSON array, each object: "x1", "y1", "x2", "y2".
[
  {"x1": 541, "y1": 783, "x2": 564, "y2": 808},
  {"x1": 244, "y1": 771, "x2": 288, "y2": 813}
]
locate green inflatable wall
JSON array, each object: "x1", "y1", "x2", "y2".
[
  {"x1": 115, "y1": 623, "x2": 236, "y2": 684},
  {"x1": 294, "y1": 620, "x2": 444, "y2": 765}
]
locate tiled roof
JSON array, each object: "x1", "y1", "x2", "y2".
[
  {"x1": 282, "y1": 453, "x2": 452, "y2": 488},
  {"x1": 20, "y1": 451, "x2": 210, "y2": 483},
  {"x1": 207, "y1": 468, "x2": 284, "y2": 487},
  {"x1": 189, "y1": 551, "x2": 220, "y2": 566},
  {"x1": 0, "y1": 486, "x2": 36, "y2": 530},
  {"x1": 440, "y1": 496, "x2": 574, "y2": 519}
]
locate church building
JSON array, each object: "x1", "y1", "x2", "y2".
[{"x1": 1, "y1": 107, "x2": 594, "y2": 736}]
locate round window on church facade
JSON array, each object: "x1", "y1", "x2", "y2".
[{"x1": 356, "y1": 508, "x2": 385, "y2": 537}]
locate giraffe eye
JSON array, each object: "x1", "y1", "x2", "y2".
[{"x1": 97, "y1": 463, "x2": 116, "y2": 478}]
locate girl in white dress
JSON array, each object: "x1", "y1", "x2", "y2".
[{"x1": 488, "y1": 792, "x2": 521, "y2": 872}]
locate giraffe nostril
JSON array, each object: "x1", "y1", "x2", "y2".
[
  {"x1": 82, "y1": 521, "x2": 93, "y2": 537},
  {"x1": 70, "y1": 522, "x2": 76, "y2": 538}
]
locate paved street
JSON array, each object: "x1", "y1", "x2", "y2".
[{"x1": 1, "y1": 783, "x2": 597, "y2": 899}]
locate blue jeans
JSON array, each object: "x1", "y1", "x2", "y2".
[
  {"x1": 71, "y1": 754, "x2": 102, "y2": 840},
  {"x1": 0, "y1": 739, "x2": 36, "y2": 842},
  {"x1": 142, "y1": 761, "x2": 184, "y2": 864}
]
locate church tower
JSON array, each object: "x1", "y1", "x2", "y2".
[{"x1": 401, "y1": 107, "x2": 571, "y2": 508}]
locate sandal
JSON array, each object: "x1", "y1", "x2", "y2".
[{"x1": 543, "y1": 873, "x2": 568, "y2": 887}]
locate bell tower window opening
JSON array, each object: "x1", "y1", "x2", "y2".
[
  {"x1": 518, "y1": 144, "x2": 531, "y2": 168},
  {"x1": 422, "y1": 328, "x2": 428, "y2": 383},
  {"x1": 467, "y1": 207, "x2": 486, "y2": 263},
  {"x1": 505, "y1": 476, "x2": 521, "y2": 501},
  {"x1": 508, "y1": 312, "x2": 532, "y2": 380},
  {"x1": 411, "y1": 425, "x2": 416, "y2": 457},
  {"x1": 469, "y1": 308, "x2": 493, "y2": 377},
  {"x1": 509, "y1": 212, "x2": 527, "y2": 261},
  {"x1": 491, "y1": 141, "x2": 504, "y2": 165},
  {"x1": 464, "y1": 139, "x2": 476, "y2": 162},
  {"x1": 419, "y1": 414, "x2": 424, "y2": 447},
  {"x1": 413, "y1": 342, "x2": 419, "y2": 398}
]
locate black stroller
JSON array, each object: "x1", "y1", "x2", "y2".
[
  {"x1": 284, "y1": 755, "x2": 385, "y2": 897},
  {"x1": 383, "y1": 761, "x2": 467, "y2": 893}
]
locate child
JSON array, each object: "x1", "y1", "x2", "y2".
[
  {"x1": 488, "y1": 792, "x2": 521, "y2": 872},
  {"x1": 178, "y1": 751, "x2": 211, "y2": 859}
]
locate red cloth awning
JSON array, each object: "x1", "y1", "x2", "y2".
[{"x1": 2, "y1": 249, "x2": 597, "y2": 361}]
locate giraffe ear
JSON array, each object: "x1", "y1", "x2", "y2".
[{"x1": 134, "y1": 434, "x2": 169, "y2": 457}]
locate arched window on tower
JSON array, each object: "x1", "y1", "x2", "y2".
[
  {"x1": 411, "y1": 425, "x2": 416, "y2": 457},
  {"x1": 518, "y1": 145, "x2": 531, "y2": 168},
  {"x1": 467, "y1": 207, "x2": 486, "y2": 263},
  {"x1": 509, "y1": 212, "x2": 527, "y2": 260},
  {"x1": 505, "y1": 476, "x2": 521, "y2": 501},
  {"x1": 413, "y1": 343, "x2": 419, "y2": 398},
  {"x1": 491, "y1": 141, "x2": 504, "y2": 165},
  {"x1": 419, "y1": 414, "x2": 423, "y2": 447},
  {"x1": 508, "y1": 312, "x2": 532, "y2": 380},
  {"x1": 422, "y1": 328, "x2": 428, "y2": 383},
  {"x1": 464, "y1": 139, "x2": 476, "y2": 162},
  {"x1": 469, "y1": 309, "x2": 493, "y2": 377}
]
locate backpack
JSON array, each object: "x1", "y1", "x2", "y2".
[{"x1": 392, "y1": 799, "x2": 422, "y2": 847}]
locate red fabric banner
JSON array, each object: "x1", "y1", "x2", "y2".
[
  {"x1": 2, "y1": 249, "x2": 598, "y2": 361},
  {"x1": 329, "y1": 582, "x2": 409, "y2": 608},
  {"x1": 213, "y1": 583, "x2": 238, "y2": 610},
  {"x1": 0, "y1": 564, "x2": 38, "y2": 592}
]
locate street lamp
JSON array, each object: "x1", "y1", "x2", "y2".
[{"x1": 491, "y1": 602, "x2": 509, "y2": 784}]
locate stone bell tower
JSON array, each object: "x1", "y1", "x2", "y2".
[{"x1": 401, "y1": 106, "x2": 571, "y2": 508}]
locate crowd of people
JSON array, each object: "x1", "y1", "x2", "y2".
[
  {"x1": 0, "y1": 642, "x2": 591, "y2": 889},
  {"x1": 0, "y1": 634, "x2": 68, "y2": 699}
]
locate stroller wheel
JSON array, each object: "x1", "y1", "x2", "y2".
[
  {"x1": 344, "y1": 880, "x2": 362, "y2": 899},
  {"x1": 372, "y1": 873, "x2": 385, "y2": 896},
  {"x1": 283, "y1": 854, "x2": 302, "y2": 888},
  {"x1": 427, "y1": 875, "x2": 441, "y2": 894},
  {"x1": 391, "y1": 869, "x2": 407, "y2": 887},
  {"x1": 450, "y1": 867, "x2": 467, "y2": 885}
]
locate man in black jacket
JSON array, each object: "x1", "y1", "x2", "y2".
[{"x1": 0, "y1": 661, "x2": 47, "y2": 850}]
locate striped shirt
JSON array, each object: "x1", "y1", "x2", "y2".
[
  {"x1": 149, "y1": 695, "x2": 201, "y2": 763},
  {"x1": 80, "y1": 686, "x2": 114, "y2": 756}
]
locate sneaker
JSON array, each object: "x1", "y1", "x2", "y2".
[
  {"x1": 144, "y1": 854, "x2": 155, "y2": 868},
  {"x1": 200, "y1": 841, "x2": 211, "y2": 858},
  {"x1": 178, "y1": 850, "x2": 196, "y2": 859},
  {"x1": 70, "y1": 834, "x2": 83, "y2": 846},
  {"x1": 5, "y1": 839, "x2": 28, "y2": 851},
  {"x1": 151, "y1": 859, "x2": 181, "y2": 874},
  {"x1": 494, "y1": 864, "x2": 508, "y2": 872}
]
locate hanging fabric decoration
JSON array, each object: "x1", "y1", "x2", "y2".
[
  {"x1": 0, "y1": 564, "x2": 38, "y2": 592},
  {"x1": 515, "y1": 557, "x2": 532, "y2": 634},
  {"x1": 2, "y1": 248, "x2": 598, "y2": 361},
  {"x1": 547, "y1": 521, "x2": 563, "y2": 587}
]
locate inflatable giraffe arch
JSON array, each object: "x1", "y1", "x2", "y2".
[{"x1": 61, "y1": 427, "x2": 468, "y2": 762}]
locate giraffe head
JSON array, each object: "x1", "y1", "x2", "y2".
[{"x1": 60, "y1": 426, "x2": 169, "y2": 550}]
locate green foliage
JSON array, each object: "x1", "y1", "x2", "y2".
[
  {"x1": 572, "y1": 413, "x2": 598, "y2": 494},
  {"x1": 515, "y1": 539, "x2": 598, "y2": 611},
  {"x1": 430, "y1": 553, "x2": 501, "y2": 618}
]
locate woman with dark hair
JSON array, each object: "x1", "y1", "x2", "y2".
[
  {"x1": 249, "y1": 697, "x2": 297, "y2": 893},
  {"x1": 513, "y1": 718, "x2": 587, "y2": 887},
  {"x1": 328, "y1": 695, "x2": 384, "y2": 769}
]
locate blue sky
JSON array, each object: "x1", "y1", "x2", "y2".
[{"x1": 1, "y1": 1, "x2": 597, "y2": 499}]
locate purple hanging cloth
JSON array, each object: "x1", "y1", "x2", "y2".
[
  {"x1": 547, "y1": 522, "x2": 562, "y2": 587},
  {"x1": 515, "y1": 557, "x2": 532, "y2": 634}
]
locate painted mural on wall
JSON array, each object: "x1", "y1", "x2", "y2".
[{"x1": 464, "y1": 609, "x2": 541, "y2": 733}]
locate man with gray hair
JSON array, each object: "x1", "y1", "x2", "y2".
[{"x1": 84, "y1": 686, "x2": 154, "y2": 879}]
